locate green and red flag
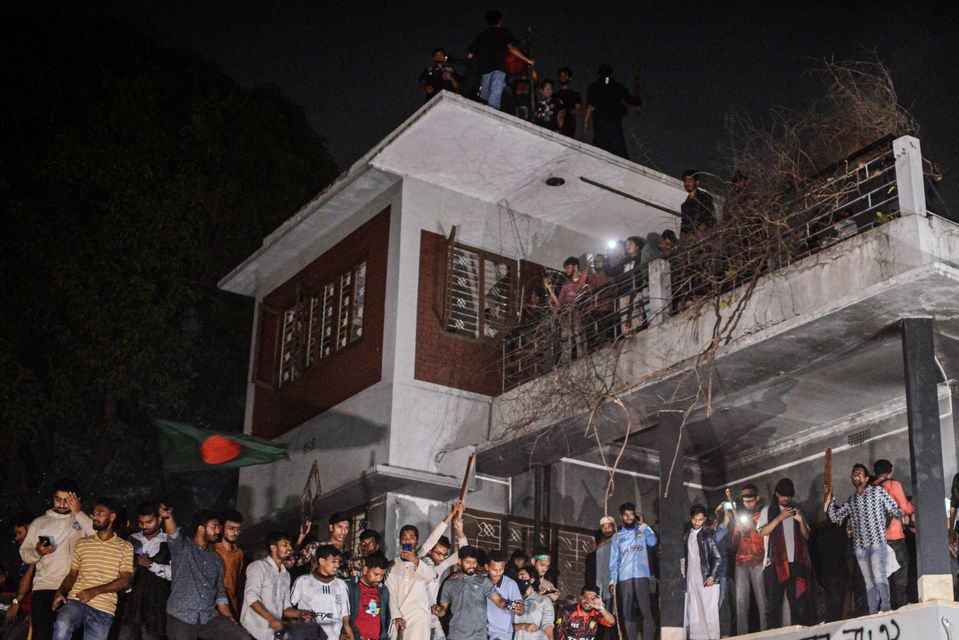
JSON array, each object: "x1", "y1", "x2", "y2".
[{"x1": 154, "y1": 419, "x2": 289, "y2": 472}]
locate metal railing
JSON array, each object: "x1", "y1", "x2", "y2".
[{"x1": 502, "y1": 141, "x2": 907, "y2": 392}]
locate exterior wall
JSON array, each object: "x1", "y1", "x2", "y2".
[
  {"x1": 237, "y1": 381, "x2": 393, "y2": 522},
  {"x1": 386, "y1": 178, "x2": 609, "y2": 476},
  {"x1": 415, "y1": 229, "x2": 504, "y2": 396},
  {"x1": 251, "y1": 207, "x2": 390, "y2": 439}
]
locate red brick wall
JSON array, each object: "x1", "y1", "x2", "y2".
[
  {"x1": 251, "y1": 208, "x2": 390, "y2": 439},
  {"x1": 414, "y1": 230, "x2": 506, "y2": 396}
]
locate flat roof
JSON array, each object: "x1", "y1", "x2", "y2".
[{"x1": 220, "y1": 91, "x2": 686, "y2": 296}]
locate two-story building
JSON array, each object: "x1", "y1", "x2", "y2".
[{"x1": 220, "y1": 91, "x2": 959, "y2": 636}]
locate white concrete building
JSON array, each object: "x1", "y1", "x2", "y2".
[{"x1": 220, "y1": 91, "x2": 959, "y2": 633}]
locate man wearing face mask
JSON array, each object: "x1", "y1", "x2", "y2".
[
  {"x1": 20, "y1": 478, "x2": 95, "y2": 640},
  {"x1": 435, "y1": 547, "x2": 520, "y2": 640}
]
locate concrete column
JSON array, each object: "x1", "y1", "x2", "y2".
[
  {"x1": 658, "y1": 410, "x2": 687, "y2": 640},
  {"x1": 901, "y1": 317, "x2": 953, "y2": 601},
  {"x1": 648, "y1": 257, "x2": 672, "y2": 326},
  {"x1": 894, "y1": 135, "x2": 926, "y2": 216}
]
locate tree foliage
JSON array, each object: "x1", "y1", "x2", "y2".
[{"x1": 0, "y1": 17, "x2": 337, "y2": 518}]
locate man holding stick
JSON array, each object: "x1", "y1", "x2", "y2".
[{"x1": 825, "y1": 464, "x2": 903, "y2": 614}]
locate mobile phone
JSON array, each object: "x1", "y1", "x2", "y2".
[
  {"x1": 722, "y1": 501, "x2": 735, "y2": 511},
  {"x1": 401, "y1": 543, "x2": 413, "y2": 560},
  {"x1": 38, "y1": 535, "x2": 53, "y2": 547}
]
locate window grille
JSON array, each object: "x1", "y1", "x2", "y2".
[
  {"x1": 847, "y1": 428, "x2": 872, "y2": 447},
  {"x1": 444, "y1": 231, "x2": 515, "y2": 339},
  {"x1": 277, "y1": 260, "x2": 367, "y2": 388}
]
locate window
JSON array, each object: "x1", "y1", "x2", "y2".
[
  {"x1": 444, "y1": 240, "x2": 515, "y2": 339},
  {"x1": 277, "y1": 260, "x2": 367, "y2": 388}
]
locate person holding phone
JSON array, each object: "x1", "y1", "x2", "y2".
[
  {"x1": 608, "y1": 502, "x2": 656, "y2": 640},
  {"x1": 19, "y1": 478, "x2": 94, "y2": 640},
  {"x1": 756, "y1": 479, "x2": 813, "y2": 629},
  {"x1": 554, "y1": 586, "x2": 613, "y2": 640},
  {"x1": 386, "y1": 501, "x2": 465, "y2": 640}
]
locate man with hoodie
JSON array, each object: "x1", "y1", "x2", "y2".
[
  {"x1": 19, "y1": 478, "x2": 95, "y2": 640},
  {"x1": 608, "y1": 502, "x2": 657, "y2": 640}
]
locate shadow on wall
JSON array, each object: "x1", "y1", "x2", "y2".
[{"x1": 238, "y1": 411, "x2": 390, "y2": 519}]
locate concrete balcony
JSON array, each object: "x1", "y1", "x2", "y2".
[{"x1": 477, "y1": 136, "x2": 959, "y2": 483}]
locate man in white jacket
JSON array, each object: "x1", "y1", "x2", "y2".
[
  {"x1": 386, "y1": 501, "x2": 467, "y2": 640},
  {"x1": 20, "y1": 478, "x2": 95, "y2": 640}
]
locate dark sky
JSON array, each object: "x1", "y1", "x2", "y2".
[{"x1": 27, "y1": 1, "x2": 959, "y2": 206}]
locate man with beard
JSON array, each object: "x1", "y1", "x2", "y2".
[
  {"x1": 19, "y1": 478, "x2": 95, "y2": 640},
  {"x1": 757, "y1": 479, "x2": 813, "y2": 628},
  {"x1": 684, "y1": 505, "x2": 723, "y2": 640},
  {"x1": 584, "y1": 516, "x2": 615, "y2": 608},
  {"x1": 729, "y1": 485, "x2": 766, "y2": 635},
  {"x1": 241, "y1": 532, "x2": 294, "y2": 640},
  {"x1": 51, "y1": 497, "x2": 134, "y2": 640},
  {"x1": 826, "y1": 464, "x2": 903, "y2": 614},
  {"x1": 119, "y1": 502, "x2": 172, "y2": 640},
  {"x1": 436, "y1": 547, "x2": 519, "y2": 640},
  {"x1": 609, "y1": 502, "x2": 657, "y2": 640},
  {"x1": 159, "y1": 504, "x2": 251, "y2": 640},
  {"x1": 215, "y1": 509, "x2": 245, "y2": 617}
]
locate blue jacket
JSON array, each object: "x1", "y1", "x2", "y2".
[{"x1": 609, "y1": 524, "x2": 658, "y2": 582}]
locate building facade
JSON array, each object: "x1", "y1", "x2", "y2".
[{"x1": 221, "y1": 93, "x2": 959, "y2": 628}]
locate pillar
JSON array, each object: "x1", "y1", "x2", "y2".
[
  {"x1": 658, "y1": 410, "x2": 688, "y2": 639},
  {"x1": 901, "y1": 317, "x2": 953, "y2": 601},
  {"x1": 893, "y1": 135, "x2": 926, "y2": 216},
  {"x1": 648, "y1": 257, "x2": 672, "y2": 326}
]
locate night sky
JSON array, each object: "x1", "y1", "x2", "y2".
[{"x1": 25, "y1": 1, "x2": 959, "y2": 206}]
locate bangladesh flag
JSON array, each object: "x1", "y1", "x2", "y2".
[{"x1": 155, "y1": 419, "x2": 289, "y2": 472}]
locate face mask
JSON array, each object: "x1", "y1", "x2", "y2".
[{"x1": 516, "y1": 579, "x2": 530, "y2": 594}]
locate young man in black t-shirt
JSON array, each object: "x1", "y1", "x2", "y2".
[
  {"x1": 555, "y1": 67, "x2": 582, "y2": 138},
  {"x1": 419, "y1": 48, "x2": 460, "y2": 102},
  {"x1": 468, "y1": 10, "x2": 533, "y2": 110}
]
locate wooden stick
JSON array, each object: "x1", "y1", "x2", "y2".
[
  {"x1": 459, "y1": 453, "x2": 476, "y2": 507},
  {"x1": 824, "y1": 448, "x2": 833, "y2": 490}
]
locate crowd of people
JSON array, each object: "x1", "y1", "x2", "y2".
[
  {"x1": 506, "y1": 170, "x2": 714, "y2": 377},
  {"x1": 417, "y1": 10, "x2": 642, "y2": 159},
  {"x1": 1, "y1": 465, "x2": 956, "y2": 640}
]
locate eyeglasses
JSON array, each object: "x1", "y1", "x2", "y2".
[{"x1": 432, "y1": 550, "x2": 449, "y2": 558}]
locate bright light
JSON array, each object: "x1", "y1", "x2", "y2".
[
  {"x1": 738, "y1": 513, "x2": 750, "y2": 525},
  {"x1": 606, "y1": 240, "x2": 617, "y2": 250}
]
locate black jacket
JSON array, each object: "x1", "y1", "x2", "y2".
[{"x1": 683, "y1": 527, "x2": 723, "y2": 583}]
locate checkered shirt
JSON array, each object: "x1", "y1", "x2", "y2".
[{"x1": 827, "y1": 484, "x2": 903, "y2": 550}]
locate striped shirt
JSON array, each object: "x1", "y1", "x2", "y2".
[
  {"x1": 827, "y1": 485, "x2": 903, "y2": 551},
  {"x1": 69, "y1": 533, "x2": 135, "y2": 615}
]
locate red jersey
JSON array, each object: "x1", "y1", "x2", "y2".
[{"x1": 354, "y1": 581, "x2": 382, "y2": 640}]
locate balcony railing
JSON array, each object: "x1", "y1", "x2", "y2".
[{"x1": 502, "y1": 135, "x2": 926, "y2": 392}]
